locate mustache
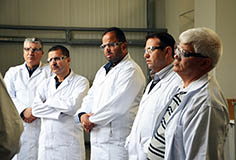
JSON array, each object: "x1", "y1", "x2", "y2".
[{"x1": 51, "y1": 63, "x2": 59, "y2": 68}]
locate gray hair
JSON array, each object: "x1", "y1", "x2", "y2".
[
  {"x1": 179, "y1": 27, "x2": 222, "y2": 68},
  {"x1": 24, "y1": 37, "x2": 43, "y2": 48}
]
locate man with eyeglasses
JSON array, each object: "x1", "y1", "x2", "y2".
[
  {"x1": 31, "y1": 45, "x2": 89, "y2": 160},
  {"x1": 147, "y1": 27, "x2": 229, "y2": 160},
  {"x1": 75, "y1": 27, "x2": 146, "y2": 160},
  {"x1": 125, "y1": 32, "x2": 181, "y2": 160},
  {"x1": 4, "y1": 37, "x2": 52, "y2": 160}
]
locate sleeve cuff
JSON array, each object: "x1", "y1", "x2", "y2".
[{"x1": 78, "y1": 112, "x2": 86, "y2": 122}]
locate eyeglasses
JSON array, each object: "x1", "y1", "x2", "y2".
[
  {"x1": 47, "y1": 56, "x2": 67, "y2": 63},
  {"x1": 24, "y1": 47, "x2": 42, "y2": 53},
  {"x1": 175, "y1": 46, "x2": 208, "y2": 58},
  {"x1": 100, "y1": 42, "x2": 122, "y2": 49},
  {"x1": 144, "y1": 46, "x2": 164, "y2": 54}
]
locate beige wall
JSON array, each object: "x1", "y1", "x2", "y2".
[
  {"x1": 195, "y1": 0, "x2": 236, "y2": 98},
  {"x1": 165, "y1": 0, "x2": 236, "y2": 98},
  {"x1": 0, "y1": 0, "x2": 148, "y2": 82},
  {"x1": 1, "y1": 0, "x2": 235, "y2": 98}
]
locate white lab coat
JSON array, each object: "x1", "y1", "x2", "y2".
[
  {"x1": 154, "y1": 74, "x2": 229, "y2": 160},
  {"x1": 126, "y1": 65, "x2": 181, "y2": 160},
  {"x1": 32, "y1": 70, "x2": 89, "y2": 160},
  {"x1": 77, "y1": 54, "x2": 146, "y2": 160},
  {"x1": 4, "y1": 62, "x2": 52, "y2": 160}
]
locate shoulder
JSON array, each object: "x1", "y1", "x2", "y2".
[
  {"x1": 184, "y1": 76, "x2": 226, "y2": 113},
  {"x1": 71, "y1": 72, "x2": 89, "y2": 85},
  {"x1": 4, "y1": 64, "x2": 25, "y2": 78},
  {"x1": 6, "y1": 63, "x2": 24, "y2": 73},
  {"x1": 39, "y1": 63, "x2": 51, "y2": 72},
  {"x1": 119, "y1": 55, "x2": 144, "y2": 74}
]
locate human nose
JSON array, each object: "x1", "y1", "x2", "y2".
[
  {"x1": 144, "y1": 51, "x2": 150, "y2": 58},
  {"x1": 174, "y1": 53, "x2": 181, "y2": 60},
  {"x1": 27, "y1": 49, "x2": 35, "y2": 55},
  {"x1": 144, "y1": 49, "x2": 150, "y2": 58},
  {"x1": 104, "y1": 45, "x2": 111, "y2": 52}
]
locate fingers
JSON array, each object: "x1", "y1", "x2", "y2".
[
  {"x1": 23, "y1": 115, "x2": 37, "y2": 123},
  {"x1": 81, "y1": 114, "x2": 96, "y2": 132}
]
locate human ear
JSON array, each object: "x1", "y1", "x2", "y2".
[{"x1": 201, "y1": 58, "x2": 212, "y2": 70}]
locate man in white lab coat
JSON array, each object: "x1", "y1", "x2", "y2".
[
  {"x1": 4, "y1": 38, "x2": 52, "y2": 160},
  {"x1": 32, "y1": 45, "x2": 89, "y2": 160},
  {"x1": 125, "y1": 32, "x2": 181, "y2": 160},
  {"x1": 75, "y1": 27, "x2": 146, "y2": 160},
  {"x1": 147, "y1": 27, "x2": 229, "y2": 160}
]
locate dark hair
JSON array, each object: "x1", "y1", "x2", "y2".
[
  {"x1": 48, "y1": 45, "x2": 70, "y2": 57},
  {"x1": 102, "y1": 27, "x2": 127, "y2": 42},
  {"x1": 145, "y1": 32, "x2": 176, "y2": 57}
]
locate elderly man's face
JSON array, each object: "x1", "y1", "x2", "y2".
[
  {"x1": 173, "y1": 43, "x2": 204, "y2": 77},
  {"x1": 23, "y1": 42, "x2": 43, "y2": 69}
]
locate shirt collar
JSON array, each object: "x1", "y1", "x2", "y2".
[
  {"x1": 153, "y1": 63, "x2": 173, "y2": 81},
  {"x1": 54, "y1": 69, "x2": 71, "y2": 88},
  {"x1": 25, "y1": 64, "x2": 39, "y2": 77}
]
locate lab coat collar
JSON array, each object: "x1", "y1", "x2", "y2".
[
  {"x1": 147, "y1": 64, "x2": 174, "y2": 95},
  {"x1": 21, "y1": 62, "x2": 44, "y2": 78},
  {"x1": 103, "y1": 53, "x2": 131, "y2": 76},
  {"x1": 53, "y1": 69, "x2": 74, "y2": 92},
  {"x1": 178, "y1": 73, "x2": 209, "y2": 93},
  {"x1": 166, "y1": 73, "x2": 209, "y2": 125}
]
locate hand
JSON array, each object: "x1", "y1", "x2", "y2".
[
  {"x1": 81, "y1": 113, "x2": 96, "y2": 132},
  {"x1": 23, "y1": 107, "x2": 37, "y2": 123}
]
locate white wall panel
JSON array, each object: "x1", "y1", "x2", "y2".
[{"x1": 0, "y1": 0, "x2": 149, "y2": 81}]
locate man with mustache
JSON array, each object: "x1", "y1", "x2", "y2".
[
  {"x1": 147, "y1": 28, "x2": 229, "y2": 160},
  {"x1": 32, "y1": 45, "x2": 89, "y2": 160},
  {"x1": 76, "y1": 27, "x2": 146, "y2": 160}
]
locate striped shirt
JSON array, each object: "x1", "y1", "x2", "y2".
[{"x1": 147, "y1": 91, "x2": 187, "y2": 160}]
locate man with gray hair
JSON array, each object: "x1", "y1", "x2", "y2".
[
  {"x1": 4, "y1": 38, "x2": 52, "y2": 160},
  {"x1": 147, "y1": 27, "x2": 229, "y2": 160}
]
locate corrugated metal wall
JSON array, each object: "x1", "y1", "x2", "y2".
[{"x1": 0, "y1": 0, "x2": 149, "y2": 81}]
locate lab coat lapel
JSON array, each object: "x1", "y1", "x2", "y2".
[
  {"x1": 18, "y1": 64, "x2": 31, "y2": 88},
  {"x1": 141, "y1": 81, "x2": 161, "y2": 103},
  {"x1": 142, "y1": 70, "x2": 174, "y2": 102},
  {"x1": 30, "y1": 62, "x2": 43, "y2": 79},
  {"x1": 51, "y1": 71, "x2": 73, "y2": 95},
  {"x1": 99, "y1": 54, "x2": 130, "y2": 85},
  {"x1": 166, "y1": 74, "x2": 209, "y2": 124}
]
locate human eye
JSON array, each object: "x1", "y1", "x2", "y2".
[
  {"x1": 109, "y1": 42, "x2": 116, "y2": 47},
  {"x1": 34, "y1": 48, "x2": 42, "y2": 52},
  {"x1": 100, "y1": 44, "x2": 106, "y2": 49},
  {"x1": 24, "y1": 48, "x2": 30, "y2": 51},
  {"x1": 54, "y1": 57, "x2": 61, "y2": 61}
]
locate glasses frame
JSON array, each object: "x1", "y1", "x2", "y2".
[
  {"x1": 100, "y1": 42, "x2": 123, "y2": 49},
  {"x1": 47, "y1": 56, "x2": 67, "y2": 63},
  {"x1": 144, "y1": 46, "x2": 164, "y2": 54},
  {"x1": 24, "y1": 47, "x2": 42, "y2": 53},
  {"x1": 175, "y1": 46, "x2": 208, "y2": 58}
]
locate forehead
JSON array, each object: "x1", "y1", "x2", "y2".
[
  {"x1": 24, "y1": 41, "x2": 41, "y2": 48},
  {"x1": 48, "y1": 49, "x2": 63, "y2": 57},
  {"x1": 179, "y1": 43, "x2": 194, "y2": 53},
  {"x1": 146, "y1": 37, "x2": 161, "y2": 46},
  {"x1": 102, "y1": 31, "x2": 118, "y2": 43}
]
